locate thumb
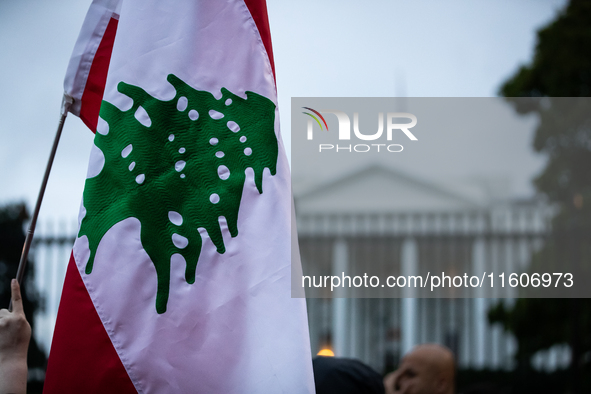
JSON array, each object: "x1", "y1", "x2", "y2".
[{"x1": 11, "y1": 279, "x2": 24, "y2": 314}]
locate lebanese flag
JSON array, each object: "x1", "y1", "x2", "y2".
[
  {"x1": 62, "y1": 0, "x2": 121, "y2": 131},
  {"x1": 45, "y1": 1, "x2": 315, "y2": 393}
]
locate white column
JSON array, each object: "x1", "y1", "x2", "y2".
[
  {"x1": 332, "y1": 239, "x2": 348, "y2": 357},
  {"x1": 401, "y1": 237, "x2": 418, "y2": 355},
  {"x1": 472, "y1": 237, "x2": 487, "y2": 368}
]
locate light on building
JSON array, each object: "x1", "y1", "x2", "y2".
[{"x1": 317, "y1": 348, "x2": 335, "y2": 357}]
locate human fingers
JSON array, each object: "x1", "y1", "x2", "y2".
[{"x1": 10, "y1": 279, "x2": 24, "y2": 315}]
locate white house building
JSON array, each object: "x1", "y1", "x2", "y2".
[{"x1": 294, "y1": 164, "x2": 560, "y2": 373}]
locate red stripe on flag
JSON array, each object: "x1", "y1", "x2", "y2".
[
  {"x1": 79, "y1": 16, "x2": 119, "y2": 133},
  {"x1": 243, "y1": 0, "x2": 276, "y2": 80},
  {"x1": 43, "y1": 253, "x2": 136, "y2": 394}
]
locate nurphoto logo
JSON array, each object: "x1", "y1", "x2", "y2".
[{"x1": 302, "y1": 107, "x2": 418, "y2": 153}]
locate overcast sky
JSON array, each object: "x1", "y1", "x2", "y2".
[{"x1": 0, "y1": 0, "x2": 567, "y2": 224}]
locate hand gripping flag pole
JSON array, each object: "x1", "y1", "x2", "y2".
[{"x1": 9, "y1": 94, "x2": 74, "y2": 311}]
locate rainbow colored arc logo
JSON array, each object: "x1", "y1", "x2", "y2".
[{"x1": 302, "y1": 107, "x2": 329, "y2": 131}]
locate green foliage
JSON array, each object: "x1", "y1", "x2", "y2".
[
  {"x1": 500, "y1": 1, "x2": 591, "y2": 98},
  {"x1": 492, "y1": 1, "x2": 591, "y2": 385},
  {"x1": 488, "y1": 298, "x2": 590, "y2": 360},
  {"x1": 80, "y1": 74, "x2": 278, "y2": 314}
]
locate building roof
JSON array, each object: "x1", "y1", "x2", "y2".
[{"x1": 294, "y1": 164, "x2": 483, "y2": 215}]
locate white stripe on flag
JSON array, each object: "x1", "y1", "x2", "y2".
[{"x1": 63, "y1": 0, "x2": 121, "y2": 117}]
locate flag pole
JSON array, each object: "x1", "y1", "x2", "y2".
[{"x1": 9, "y1": 94, "x2": 74, "y2": 311}]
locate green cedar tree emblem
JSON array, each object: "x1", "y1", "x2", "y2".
[{"x1": 78, "y1": 74, "x2": 278, "y2": 314}]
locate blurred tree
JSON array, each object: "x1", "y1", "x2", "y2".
[
  {"x1": 0, "y1": 203, "x2": 47, "y2": 391},
  {"x1": 490, "y1": 1, "x2": 591, "y2": 392},
  {"x1": 500, "y1": 0, "x2": 591, "y2": 98}
]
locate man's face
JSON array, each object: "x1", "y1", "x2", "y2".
[{"x1": 393, "y1": 353, "x2": 438, "y2": 394}]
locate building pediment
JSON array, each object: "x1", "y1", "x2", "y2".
[{"x1": 294, "y1": 165, "x2": 481, "y2": 215}]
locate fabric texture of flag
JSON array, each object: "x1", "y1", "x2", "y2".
[
  {"x1": 44, "y1": 0, "x2": 315, "y2": 392},
  {"x1": 63, "y1": 0, "x2": 121, "y2": 131}
]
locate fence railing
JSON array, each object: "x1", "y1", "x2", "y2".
[
  {"x1": 297, "y1": 203, "x2": 570, "y2": 373},
  {"x1": 30, "y1": 206, "x2": 570, "y2": 374}
]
